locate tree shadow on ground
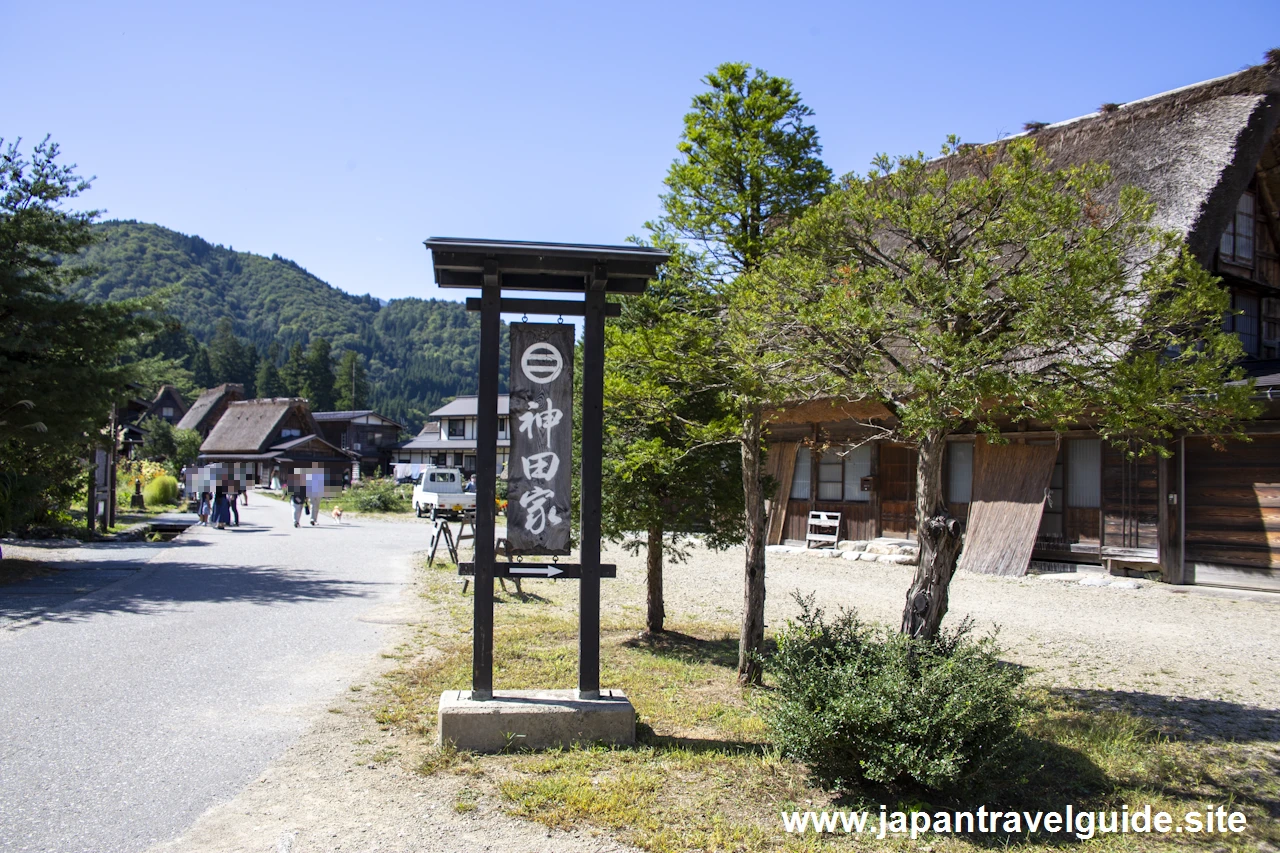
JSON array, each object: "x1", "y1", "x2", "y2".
[
  {"x1": 0, "y1": 559, "x2": 391, "y2": 627},
  {"x1": 636, "y1": 722, "x2": 769, "y2": 756},
  {"x1": 820, "y1": 687, "x2": 1280, "y2": 847},
  {"x1": 496, "y1": 587, "x2": 550, "y2": 604},
  {"x1": 1061, "y1": 687, "x2": 1280, "y2": 743},
  {"x1": 620, "y1": 630, "x2": 775, "y2": 670}
]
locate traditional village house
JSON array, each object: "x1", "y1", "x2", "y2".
[
  {"x1": 142, "y1": 385, "x2": 188, "y2": 426},
  {"x1": 197, "y1": 398, "x2": 353, "y2": 490},
  {"x1": 311, "y1": 410, "x2": 403, "y2": 479},
  {"x1": 765, "y1": 61, "x2": 1280, "y2": 593},
  {"x1": 176, "y1": 383, "x2": 245, "y2": 438},
  {"x1": 396, "y1": 395, "x2": 511, "y2": 477}
]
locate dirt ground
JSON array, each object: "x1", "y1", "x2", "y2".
[{"x1": 148, "y1": 538, "x2": 1280, "y2": 852}]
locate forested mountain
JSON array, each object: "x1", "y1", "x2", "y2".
[{"x1": 67, "y1": 220, "x2": 508, "y2": 432}]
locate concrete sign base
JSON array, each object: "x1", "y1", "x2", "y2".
[{"x1": 437, "y1": 689, "x2": 636, "y2": 752}]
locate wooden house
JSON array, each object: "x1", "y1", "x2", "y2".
[
  {"x1": 142, "y1": 385, "x2": 188, "y2": 425},
  {"x1": 197, "y1": 398, "x2": 354, "y2": 489},
  {"x1": 176, "y1": 383, "x2": 245, "y2": 438},
  {"x1": 765, "y1": 61, "x2": 1280, "y2": 592},
  {"x1": 311, "y1": 410, "x2": 403, "y2": 479},
  {"x1": 396, "y1": 395, "x2": 512, "y2": 476}
]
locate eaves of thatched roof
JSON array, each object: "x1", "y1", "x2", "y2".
[
  {"x1": 176, "y1": 383, "x2": 245, "y2": 433},
  {"x1": 200, "y1": 398, "x2": 315, "y2": 454},
  {"x1": 973, "y1": 62, "x2": 1280, "y2": 266}
]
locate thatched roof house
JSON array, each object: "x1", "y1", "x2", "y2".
[
  {"x1": 176, "y1": 383, "x2": 245, "y2": 437},
  {"x1": 765, "y1": 57, "x2": 1280, "y2": 592},
  {"x1": 991, "y1": 62, "x2": 1280, "y2": 271},
  {"x1": 198, "y1": 398, "x2": 353, "y2": 489},
  {"x1": 142, "y1": 385, "x2": 188, "y2": 425}
]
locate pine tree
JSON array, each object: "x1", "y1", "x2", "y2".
[
  {"x1": 244, "y1": 345, "x2": 259, "y2": 397},
  {"x1": 191, "y1": 346, "x2": 215, "y2": 389},
  {"x1": 654, "y1": 62, "x2": 832, "y2": 683},
  {"x1": 0, "y1": 136, "x2": 157, "y2": 533},
  {"x1": 255, "y1": 342, "x2": 287, "y2": 398},
  {"x1": 303, "y1": 337, "x2": 335, "y2": 411},
  {"x1": 208, "y1": 318, "x2": 248, "y2": 386},
  {"x1": 334, "y1": 349, "x2": 369, "y2": 410},
  {"x1": 280, "y1": 342, "x2": 307, "y2": 396}
]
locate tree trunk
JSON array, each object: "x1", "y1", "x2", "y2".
[
  {"x1": 738, "y1": 406, "x2": 767, "y2": 685},
  {"x1": 900, "y1": 430, "x2": 963, "y2": 641},
  {"x1": 645, "y1": 521, "x2": 665, "y2": 634}
]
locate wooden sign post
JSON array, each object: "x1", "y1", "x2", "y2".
[{"x1": 424, "y1": 239, "x2": 668, "y2": 711}]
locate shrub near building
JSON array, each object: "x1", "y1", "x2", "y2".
[{"x1": 765, "y1": 594, "x2": 1024, "y2": 792}]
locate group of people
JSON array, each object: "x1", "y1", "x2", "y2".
[{"x1": 196, "y1": 488, "x2": 246, "y2": 529}]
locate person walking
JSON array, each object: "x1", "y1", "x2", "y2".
[
  {"x1": 290, "y1": 486, "x2": 308, "y2": 528},
  {"x1": 305, "y1": 470, "x2": 324, "y2": 527},
  {"x1": 227, "y1": 485, "x2": 241, "y2": 526},
  {"x1": 212, "y1": 488, "x2": 230, "y2": 530},
  {"x1": 197, "y1": 492, "x2": 211, "y2": 526}
]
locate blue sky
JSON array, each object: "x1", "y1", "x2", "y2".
[{"x1": 10, "y1": 1, "x2": 1278, "y2": 305}]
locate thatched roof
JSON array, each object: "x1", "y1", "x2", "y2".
[
  {"x1": 176, "y1": 383, "x2": 244, "y2": 433},
  {"x1": 976, "y1": 62, "x2": 1280, "y2": 265},
  {"x1": 144, "y1": 385, "x2": 187, "y2": 419},
  {"x1": 200, "y1": 398, "x2": 315, "y2": 453}
]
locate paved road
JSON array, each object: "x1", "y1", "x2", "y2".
[{"x1": 0, "y1": 498, "x2": 427, "y2": 853}]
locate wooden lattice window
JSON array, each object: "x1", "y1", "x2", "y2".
[
  {"x1": 1224, "y1": 291, "x2": 1261, "y2": 357},
  {"x1": 1220, "y1": 191, "x2": 1256, "y2": 267}
]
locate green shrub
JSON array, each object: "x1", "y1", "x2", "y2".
[
  {"x1": 343, "y1": 478, "x2": 407, "y2": 513},
  {"x1": 764, "y1": 593, "x2": 1024, "y2": 792},
  {"x1": 143, "y1": 475, "x2": 179, "y2": 507}
]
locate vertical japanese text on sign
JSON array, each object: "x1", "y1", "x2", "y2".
[{"x1": 508, "y1": 324, "x2": 574, "y2": 554}]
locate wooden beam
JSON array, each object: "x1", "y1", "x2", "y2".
[
  {"x1": 470, "y1": 269, "x2": 500, "y2": 701},
  {"x1": 578, "y1": 285, "x2": 606, "y2": 700},
  {"x1": 465, "y1": 297, "x2": 620, "y2": 317}
]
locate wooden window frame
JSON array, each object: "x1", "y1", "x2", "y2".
[{"x1": 1220, "y1": 190, "x2": 1257, "y2": 268}]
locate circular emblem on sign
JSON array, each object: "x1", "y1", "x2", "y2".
[{"x1": 520, "y1": 342, "x2": 564, "y2": 384}]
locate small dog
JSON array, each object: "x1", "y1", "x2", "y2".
[{"x1": 331, "y1": 506, "x2": 344, "y2": 524}]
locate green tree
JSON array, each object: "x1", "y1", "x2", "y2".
[
  {"x1": 280, "y1": 342, "x2": 307, "y2": 396},
  {"x1": 303, "y1": 337, "x2": 335, "y2": 411},
  {"x1": 334, "y1": 349, "x2": 369, "y2": 410},
  {"x1": 656, "y1": 63, "x2": 832, "y2": 682},
  {"x1": 756, "y1": 138, "x2": 1256, "y2": 640},
  {"x1": 0, "y1": 136, "x2": 156, "y2": 532},
  {"x1": 140, "y1": 416, "x2": 177, "y2": 462},
  {"x1": 208, "y1": 318, "x2": 246, "y2": 385},
  {"x1": 603, "y1": 240, "x2": 745, "y2": 634},
  {"x1": 171, "y1": 428, "x2": 203, "y2": 477},
  {"x1": 191, "y1": 345, "x2": 214, "y2": 389},
  {"x1": 244, "y1": 344, "x2": 259, "y2": 397},
  {"x1": 256, "y1": 341, "x2": 287, "y2": 397}
]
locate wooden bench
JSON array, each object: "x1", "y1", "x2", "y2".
[{"x1": 806, "y1": 511, "x2": 841, "y2": 549}]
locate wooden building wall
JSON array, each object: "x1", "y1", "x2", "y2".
[
  {"x1": 1184, "y1": 435, "x2": 1280, "y2": 591},
  {"x1": 1101, "y1": 443, "x2": 1159, "y2": 552}
]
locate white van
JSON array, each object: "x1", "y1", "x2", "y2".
[{"x1": 412, "y1": 467, "x2": 476, "y2": 520}]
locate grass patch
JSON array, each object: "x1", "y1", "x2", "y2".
[{"x1": 377, "y1": 557, "x2": 1279, "y2": 851}]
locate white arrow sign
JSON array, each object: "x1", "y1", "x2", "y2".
[{"x1": 509, "y1": 565, "x2": 564, "y2": 577}]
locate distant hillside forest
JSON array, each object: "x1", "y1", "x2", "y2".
[{"x1": 68, "y1": 220, "x2": 509, "y2": 433}]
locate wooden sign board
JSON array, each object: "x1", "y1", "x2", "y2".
[
  {"x1": 507, "y1": 323, "x2": 574, "y2": 555},
  {"x1": 458, "y1": 562, "x2": 618, "y2": 579}
]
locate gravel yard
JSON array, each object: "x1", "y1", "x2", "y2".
[
  {"x1": 120, "y1": 527, "x2": 1278, "y2": 852},
  {"x1": 596, "y1": 540, "x2": 1280, "y2": 740}
]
